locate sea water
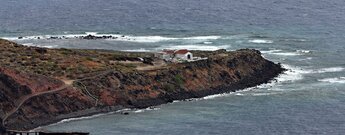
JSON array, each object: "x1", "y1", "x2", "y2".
[{"x1": 1, "y1": 0, "x2": 345, "y2": 134}]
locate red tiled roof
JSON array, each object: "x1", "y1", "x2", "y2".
[
  {"x1": 174, "y1": 49, "x2": 189, "y2": 54},
  {"x1": 162, "y1": 49, "x2": 175, "y2": 54}
]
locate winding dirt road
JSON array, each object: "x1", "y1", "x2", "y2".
[
  {"x1": 1, "y1": 70, "x2": 114, "y2": 128},
  {"x1": 2, "y1": 84, "x2": 70, "y2": 127}
]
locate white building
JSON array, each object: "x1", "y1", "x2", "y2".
[
  {"x1": 174, "y1": 49, "x2": 193, "y2": 60},
  {"x1": 155, "y1": 49, "x2": 193, "y2": 61}
]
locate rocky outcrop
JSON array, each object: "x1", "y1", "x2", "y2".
[
  {"x1": 0, "y1": 124, "x2": 4, "y2": 133},
  {"x1": 0, "y1": 48, "x2": 284, "y2": 131},
  {"x1": 77, "y1": 49, "x2": 284, "y2": 109}
]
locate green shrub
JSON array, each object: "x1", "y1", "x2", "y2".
[
  {"x1": 174, "y1": 74, "x2": 184, "y2": 86},
  {"x1": 163, "y1": 83, "x2": 176, "y2": 92},
  {"x1": 85, "y1": 57, "x2": 93, "y2": 61}
]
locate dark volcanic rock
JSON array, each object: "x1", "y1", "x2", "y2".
[
  {"x1": 35, "y1": 48, "x2": 47, "y2": 54},
  {"x1": 143, "y1": 57, "x2": 154, "y2": 65},
  {"x1": 0, "y1": 125, "x2": 4, "y2": 134},
  {"x1": 81, "y1": 35, "x2": 113, "y2": 40},
  {"x1": 82, "y1": 35, "x2": 97, "y2": 40}
]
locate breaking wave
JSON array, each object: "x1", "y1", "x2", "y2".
[
  {"x1": 202, "y1": 93, "x2": 234, "y2": 100},
  {"x1": 271, "y1": 52, "x2": 302, "y2": 56},
  {"x1": 32, "y1": 110, "x2": 120, "y2": 131},
  {"x1": 318, "y1": 77, "x2": 345, "y2": 84},
  {"x1": 193, "y1": 64, "x2": 308, "y2": 100},
  {"x1": 250, "y1": 92, "x2": 279, "y2": 96},
  {"x1": 160, "y1": 45, "x2": 230, "y2": 51},
  {"x1": 122, "y1": 48, "x2": 152, "y2": 52},
  {"x1": 313, "y1": 67, "x2": 345, "y2": 73},
  {"x1": 2, "y1": 32, "x2": 222, "y2": 43},
  {"x1": 277, "y1": 64, "x2": 312, "y2": 82},
  {"x1": 261, "y1": 49, "x2": 312, "y2": 56},
  {"x1": 33, "y1": 106, "x2": 160, "y2": 131},
  {"x1": 296, "y1": 50, "x2": 311, "y2": 53},
  {"x1": 203, "y1": 41, "x2": 213, "y2": 44},
  {"x1": 248, "y1": 39, "x2": 274, "y2": 44},
  {"x1": 22, "y1": 43, "x2": 36, "y2": 46}
]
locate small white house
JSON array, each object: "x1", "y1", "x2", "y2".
[
  {"x1": 155, "y1": 49, "x2": 193, "y2": 61},
  {"x1": 174, "y1": 49, "x2": 193, "y2": 60}
]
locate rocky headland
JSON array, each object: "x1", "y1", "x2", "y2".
[{"x1": 0, "y1": 39, "x2": 285, "y2": 132}]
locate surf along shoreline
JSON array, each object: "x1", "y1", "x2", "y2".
[{"x1": 0, "y1": 38, "x2": 285, "y2": 131}]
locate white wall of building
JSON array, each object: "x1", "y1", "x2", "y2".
[{"x1": 175, "y1": 52, "x2": 193, "y2": 60}]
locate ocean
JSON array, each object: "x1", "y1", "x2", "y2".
[{"x1": 1, "y1": 0, "x2": 345, "y2": 134}]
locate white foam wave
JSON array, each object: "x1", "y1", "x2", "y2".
[
  {"x1": 177, "y1": 64, "x2": 309, "y2": 100},
  {"x1": 22, "y1": 43, "x2": 36, "y2": 46},
  {"x1": 297, "y1": 50, "x2": 312, "y2": 54},
  {"x1": 2, "y1": 33, "x2": 222, "y2": 43},
  {"x1": 249, "y1": 39, "x2": 273, "y2": 44},
  {"x1": 276, "y1": 64, "x2": 312, "y2": 82},
  {"x1": 202, "y1": 93, "x2": 234, "y2": 100},
  {"x1": 162, "y1": 45, "x2": 230, "y2": 51},
  {"x1": 313, "y1": 67, "x2": 344, "y2": 73},
  {"x1": 33, "y1": 106, "x2": 163, "y2": 131},
  {"x1": 281, "y1": 38, "x2": 307, "y2": 42},
  {"x1": 41, "y1": 45, "x2": 57, "y2": 48},
  {"x1": 251, "y1": 92, "x2": 278, "y2": 96},
  {"x1": 274, "y1": 66, "x2": 344, "y2": 78},
  {"x1": 172, "y1": 100, "x2": 181, "y2": 103},
  {"x1": 271, "y1": 52, "x2": 302, "y2": 56},
  {"x1": 122, "y1": 48, "x2": 151, "y2": 52},
  {"x1": 134, "y1": 110, "x2": 145, "y2": 113},
  {"x1": 233, "y1": 64, "x2": 313, "y2": 95},
  {"x1": 318, "y1": 77, "x2": 345, "y2": 84},
  {"x1": 1, "y1": 37, "x2": 19, "y2": 40},
  {"x1": 235, "y1": 93, "x2": 244, "y2": 96},
  {"x1": 133, "y1": 107, "x2": 160, "y2": 113},
  {"x1": 112, "y1": 35, "x2": 175, "y2": 43},
  {"x1": 99, "y1": 35, "x2": 221, "y2": 43},
  {"x1": 203, "y1": 41, "x2": 213, "y2": 44},
  {"x1": 52, "y1": 111, "x2": 117, "y2": 126},
  {"x1": 261, "y1": 49, "x2": 311, "y2": 56},
  {"x1": 181, "y1": 36, "x2": 221, "y2": 40}
]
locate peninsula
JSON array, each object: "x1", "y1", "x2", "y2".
[{"x1": 0, "y1": 39, "x2": 284, "y2": 132}]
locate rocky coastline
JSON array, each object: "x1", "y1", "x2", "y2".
[
  {"x1": 0, "y1": 39, "x2": 285, "y2": 132},
  {"x1": 14, "y1": 33, "x2": 135, "y2": 41}
]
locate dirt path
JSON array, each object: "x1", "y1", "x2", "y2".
[
  {"x1": 1, "y1": 70, "x2": 114, "y2": 128},
  {"x1": 2, "y1": 84, "x2": 70, "y2": 127}
]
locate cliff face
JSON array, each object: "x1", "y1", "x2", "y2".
[
  {"x1": 6, "y1": 87, "x2": 94, "y2": 130},
  {"x1": 0, "y1": 67, "x2": 64, "y2": 115},
  {"x1": 0, "y1": 67, "x2": 91, "y2": 129},
  {"x1": 0, "y1": 48, "x2": 284, "y2": 131},
  {"x1": 78, "y1": 49, "x2": 283, "y2": 108}
]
